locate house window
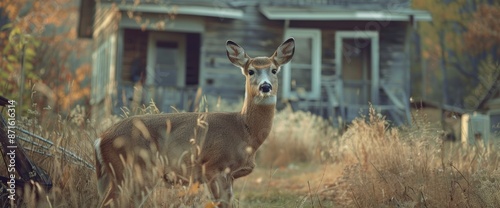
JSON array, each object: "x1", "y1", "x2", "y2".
[
  {"x1": 490, "y1": 110, "x2": 500, "y2": 138},
  {"x1": 91, "y1": 36, "x2": 113, "y2": 104},
  {"x1": 282, "y1": 28, "x2": 321, "y2": 100}
]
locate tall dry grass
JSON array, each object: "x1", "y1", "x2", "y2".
[
  {"x1": 7, "y1": 100, "x2": 500, "y2": 207},
  {"x1": 323, "y1": 108, "x2": 500, "y2": 207},
  {"x1": 6, "y1": 102, "x2": 216, "y2": 207},
  {"x1": 258, "y1": 106, "x2": 339, "y2": 168},
  {"x1": 3, "y1": 106, "x2": 100, "y2": 207},
  {"x1": 6, "y1": 98, "x2": 339, "y2": 207}
]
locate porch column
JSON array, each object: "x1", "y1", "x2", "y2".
[{"x1": 371, "y1": 34, "x2": 380, "y2": 105}]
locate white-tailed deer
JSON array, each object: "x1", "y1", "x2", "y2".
[{"x1": 94, "y1": 38, "x2": 295, "y2": 207}]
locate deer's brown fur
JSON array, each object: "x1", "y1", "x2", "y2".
[{"x1": 94, "y1": 38, "x2": 295, "y2": 207}]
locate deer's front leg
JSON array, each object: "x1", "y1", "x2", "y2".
[{"x1": 208, "y1": 172, "x2": 234, "y2": 207}]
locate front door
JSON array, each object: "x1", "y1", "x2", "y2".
[
  {"x1": 146, "y1": 32, "x2": 186, "y2": 112},
  {"x1": 335, "y1": 31, "x2": 379, "y2": 119}
]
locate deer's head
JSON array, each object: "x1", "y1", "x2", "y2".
[{"x1": 226, "y1": 38, "x2": 295, "y2": 105}]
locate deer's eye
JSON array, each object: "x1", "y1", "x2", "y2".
[
  {"x1": 248, "y1": 70, "x2": 255, "y2": 75},
  {"x1": 271, "y1": 69, "x2": 277, "y2": 74}
]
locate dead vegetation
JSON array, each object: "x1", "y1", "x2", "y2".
[
  {"x1": 322, "y1": 108, "x2": 500, "y2": 207},
  {"x1": 2, "y1": 103, "x2": 500, "y2": 207}
]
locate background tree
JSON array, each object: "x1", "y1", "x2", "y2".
[
  {"x1": 0, "y1": 0, "x2": 90, "y2": 117},
  {"x1": 464, "y1": 4, "x2": 500, "y2": 56},
  {"x1": 463, "y1": 5, "x2": 500, "y2": 109},
  {"x1": 412, "y1": 0, "x2": 500, "y2": 110}
]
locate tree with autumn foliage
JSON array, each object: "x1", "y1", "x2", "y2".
[
  {"x1": 463, "y1": 5, "x2": 500, "y2": 109},
  {"x1": 464, "y1": 5, "x2": 500, "y2": 56},
  {"x1": 0, "y1": 0, "x2": 91, "y2": 116},
  {"x1": 412, "y1": 0, "x2": 500, "y2": 110}
]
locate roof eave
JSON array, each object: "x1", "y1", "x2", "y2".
[
  {"x1": 117, "y1": 4, "x2": 244, "y2": 19},
  {"x1": 260, "y1": 5, "x2": 432, "y2": 22}
]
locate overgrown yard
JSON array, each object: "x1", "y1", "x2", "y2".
[{"x1": 2, "y1": 105, "x2": 500, "y2": 207}]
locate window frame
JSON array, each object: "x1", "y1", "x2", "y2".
[
  {"x1": 335, "y1": 31, "x2": 379, "y2": 104},
  {"x1": 91, "y1": 35, "x2": 115, "y2": 104},
  {"x1": 282, "y1": 28, "x2": 322, "y2": 100}
]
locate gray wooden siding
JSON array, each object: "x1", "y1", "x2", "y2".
[
  {"x1": 288, "y1": 20, "x2": 409, "y2": 121},
  {"x1": 264, "y1": 0, "x2": 411, "y2": 8},
  {"x1": 93, "y1": 4, "x2": 118, "y2": 45},
  {"x1": 94, "y1": 4, "x2": 113, "y2": 29},
  {"x1": 91, "y1": 4, "x2": 121, "y2": 116},
  {"x1": 379, "y1": 22, "x2": 409, "y2": 101},
  {"x1": 199, "y1": 15, "x2": 411, "y2": 119},
  {"x1": 107, "y1": 0, "x2": 411, "y2": 9},
  {"x1": 290, "y1": 21, "x2": 410, "y2": 87},
  {"x1": 121, "y1": 29, "x2": 148, "y2": 85},
  {"x1": 201, "y1": 5, "x2": 284, "y2": 101},
  {"x1": 90, "y1": 0, "x2": 413, "y2": 123}
]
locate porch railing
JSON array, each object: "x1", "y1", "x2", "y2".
[{"x1": 119, "y1": 84, "x2": 199, "y2": 113}]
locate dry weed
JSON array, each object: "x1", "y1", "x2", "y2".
[
  {"x1": 258, "y1": 106, "x2": 339, "y2": 168},
  {"x1": 7, "y1": 103, "x2": 217, "y2": 207},
  {"x1": 11, "y1": 101, "x2": 500, "y2": 207},
  {"x1": 323, "y1": 107, "x2": 500, "y2": 207}
]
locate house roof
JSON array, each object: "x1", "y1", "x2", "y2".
[
  {"x1": 77, "y1": 0, "x2": 243, "y2": 38},
  {"x1": 259, "y1": 5, "x2": 431, "y2": 21},
  {"x1": 77, "y1": 0, "x2": 431, "y2": 38}
]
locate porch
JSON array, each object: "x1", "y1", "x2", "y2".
[
  {"x1": 279, "y1": 27, "x2": 413, "y2": 126},
  {"x1": 114, "y1": 29, "x2": 202, "y2": 113}
]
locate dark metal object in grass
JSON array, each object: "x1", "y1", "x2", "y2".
[
  {"x1": 0, "y1": 95, "x2": 94, "y2": 204},
  {"x1": 0, "y1": 95, "x2": 52, "y2": 204}
]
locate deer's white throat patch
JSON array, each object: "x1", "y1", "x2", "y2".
[
  {"x1": 94, "y1": 138, "x2": 104, "y2": 165},
  {"x1": 253, "y1": 95, "x2": 277, "y2": 105}
]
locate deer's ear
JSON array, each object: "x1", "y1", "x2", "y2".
[
  {"x1": 273, "y1": 38, "x2": 295, "y2": 66},
  {"x1": 226, "y1": 40, "x2": 249, "y2": 68}
]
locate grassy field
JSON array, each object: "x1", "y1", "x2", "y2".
[{"x1": 2, "y1": 102, "x2": 500, "y2": 207}]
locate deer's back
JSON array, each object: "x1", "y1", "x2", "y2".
[{"x1": 99, "y1": 112, "x2": 252, "y2": 181}]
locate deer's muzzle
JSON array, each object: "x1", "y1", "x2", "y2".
[{"x1": 259, "y1": 82, "x2": 272, "y2": 93}]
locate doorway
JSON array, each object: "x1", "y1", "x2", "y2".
[
  {"x1": 146, "y1": 32, "x2": 186, "y2": 112},
  {"x1": 335, "y1": 31, "x2": 379, "y2": 118}
]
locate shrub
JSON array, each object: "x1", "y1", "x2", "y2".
[
  {"x1": 258, "y1": 106, "x2": 339, "y2": 168},
  {"x1": 322, "y1": 108, "x2": 500, "y2": 207}
]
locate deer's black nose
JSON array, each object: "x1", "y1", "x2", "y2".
[{"x1": 259, "y1": 83, "x2": 272, "y2": 93}]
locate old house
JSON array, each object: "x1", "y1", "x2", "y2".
[
  {"x1": 461, "y1": 70, "x2": 500, "y2": 145},
  {"x1": 78, "y1": 0, "x2": 431, "y2": 125},
  {"x1": 412, "y1": 66, "x2": 500, "y2": 144}
]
